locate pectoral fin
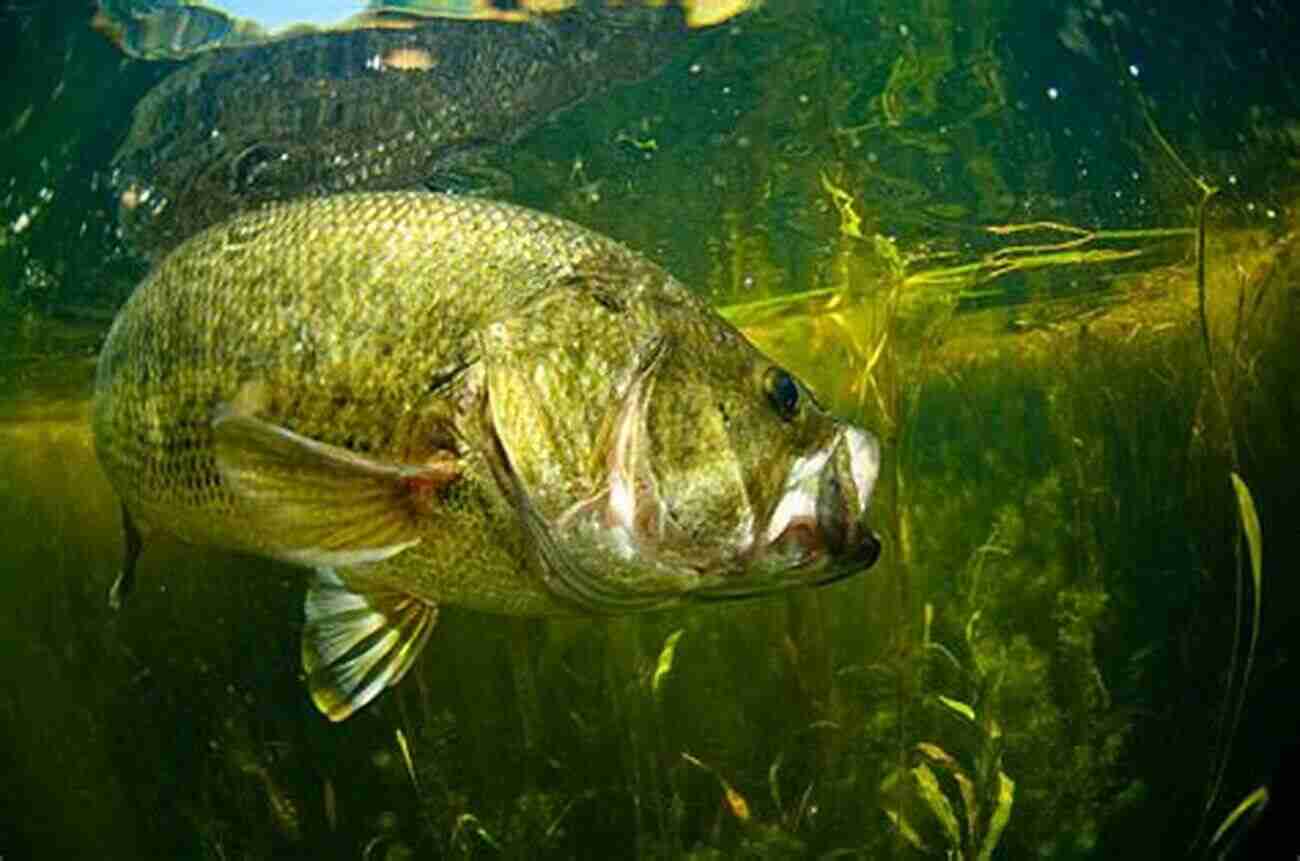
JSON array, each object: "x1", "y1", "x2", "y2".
[
  {"x1": 302, "y1": 568, "x2": 438, "y2": 722},
  {"x1": 213, "y1": 403, "x2": 459, "y2": 568}
]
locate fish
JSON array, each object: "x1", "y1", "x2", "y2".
[
  {"x1": 109, "y1": 7, "x2": 695, "y2": 259},
  {"x1": 92, "y1": 191, "x2": 883, "y2": 721}
]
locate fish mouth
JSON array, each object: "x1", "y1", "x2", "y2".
[
  {"x1": 580, "y1": 414, "x2": 884, "y2": 605},
  {"x1": 687, "y1": 425, "x2": 881, "y2": 603},
  {"x1": 815, "y1": 425, "x2": 883, "y2": 566}
]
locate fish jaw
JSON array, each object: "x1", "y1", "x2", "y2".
[
  {"x1": 549, "y1": 410, "x2": 882, "y2": 608},
  {"x1": 815, "y1": 425, "x2": 883, "y2": 567},
  {"x1": 754, "y1": 424, "x2": 881, "y2": 569}
]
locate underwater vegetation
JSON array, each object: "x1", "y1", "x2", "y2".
[
  {"x1": 7, "y1": 200, "x2": 1294, "y2": 860},
  {"x1": 2, "y1": 0, "x2": 1299, "y2": 858}
]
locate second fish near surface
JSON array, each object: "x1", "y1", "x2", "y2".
[
  {"x1": 110, "y1": 6, "x2": 701, "y2": 259},
  {"x1": 93, "y1": 192, "x2": 883, "y2": 721}
]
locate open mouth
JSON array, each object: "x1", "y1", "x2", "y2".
[
  {"x1": 762, "y1": 425, "x2": 882, "y2": 566},
  {"x1": 691, "y1": 425, "x2": 883, "y2": 603}
]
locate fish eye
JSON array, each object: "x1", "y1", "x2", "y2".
[{"x1": 764, "y1": 367, "x2": 800, "y2": 421}]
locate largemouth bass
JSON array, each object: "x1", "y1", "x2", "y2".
[
  {"x1": 110, "y1": 8, "x2": 694, "y2": 259},
  {"x1": 93, "y1": 192, "x2": 882, "y2": 721}
]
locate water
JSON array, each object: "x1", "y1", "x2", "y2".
[{"x1": 2, "y1": 1, "x2": 1298, "y2": 858}]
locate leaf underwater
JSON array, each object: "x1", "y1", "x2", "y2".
[{"x1": 651, "y1": 628, "x2": 685, "y2": 697}]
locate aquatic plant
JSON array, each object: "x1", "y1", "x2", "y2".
[
  {"x1": 880, "y1": 605, "x2": 1015, "y2": 860},
  {"x1": 1195, "y1": 473, "x2": 1268, "y2": 858},
  {"x1": 1206, "y1": 785, "x2": 1269, "y2": 859}
]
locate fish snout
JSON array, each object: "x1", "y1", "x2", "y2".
[{"x1": 817, "y1": 425, "x2": 882, "y2": 569}]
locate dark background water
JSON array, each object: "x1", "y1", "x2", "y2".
[{"x1": 1, "y1": 1, "x2": 1298, "y2": 859}]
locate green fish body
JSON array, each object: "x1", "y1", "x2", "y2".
[{"x1": 93, "y1": 192, "x2": 882, "y2": 720}]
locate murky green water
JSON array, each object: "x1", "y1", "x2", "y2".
[{"x1": 2, "y1": 1, "x2": 1299, "y2": 858}]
